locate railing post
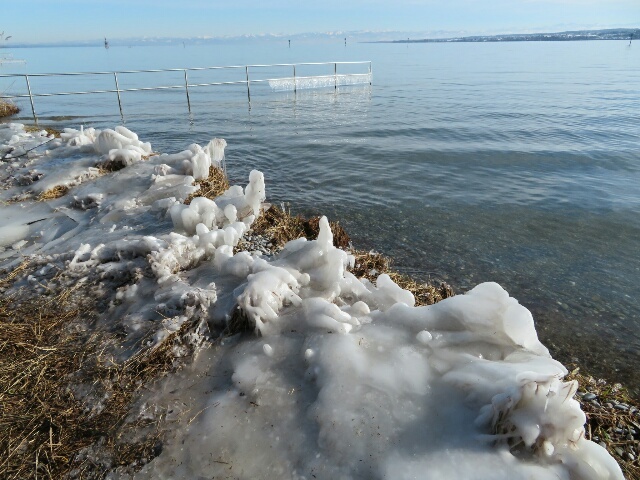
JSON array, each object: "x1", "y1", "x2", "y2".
[
  {"x1": 245, "y1": 66, "x2": 251, "y2": 103},
  {"x1": 293, "y1": 65, "x2": 296, "y2": 93},
  {"x1": 184, "y1": 70, "x2": 192, "y2": 113},
  {"x1": 334, "y1": 63, "x2": 337, "y2": 90},
  {"x1": 25, "y1": 75, "x2": 38, "y2": 125},
  {"x1": 113, "y1": 72, "x2": 124, "y2": 120},
  {"x1": 369, "y1": 62, "x2": 372, "y2": 85}
]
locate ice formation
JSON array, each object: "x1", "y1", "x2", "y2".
[
  {"x1": 0, "y1": 123, "x2": 623, "y2": 479},
  {"x1": 269, "y1": 73, "x2": 373, "y2": 91}
]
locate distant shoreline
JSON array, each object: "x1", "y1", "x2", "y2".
[{"x1": 370, "y1": 28, "x2": 638, "y2": 44}]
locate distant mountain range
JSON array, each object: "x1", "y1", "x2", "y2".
[{"x1": 379, "y1": 28, "x2": 639, "y2": 43}]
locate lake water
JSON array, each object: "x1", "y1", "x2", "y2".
[{"x1": 2, "y1": 40, "x2": 639, "y2": 393}]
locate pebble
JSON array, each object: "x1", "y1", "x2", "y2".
[
  {"x1": 583, "y1": 393, "x2": 597, "y2": 401},
  {"x1": 615, "y1": 447, "x2": 624, "y2": 457},
  {"x1": 599, "y1": 441, "x2": 607, "y2": 449},
  {"x1": 626, "y1": 453, "x2": 636, "y2": 461},
  {"x1": 614, "y1": 404, "x2": 629, "y2": 411},
  {"x1": 237, "y1": 233, "x2": 280, "y2": 257}
]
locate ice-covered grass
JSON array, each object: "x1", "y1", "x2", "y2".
[
  {"x1": 0, "y1": 122, "x2": 631, "y2": 479},
  {"x1": 183, "y1": 165, "x2": 229, "y2": 205},
  {"x1": 250, "y1": 204, "x2": 351, "y2": 249},
  {"x1": 0, "y1": 270, "x2": 194, "y2": 478}
]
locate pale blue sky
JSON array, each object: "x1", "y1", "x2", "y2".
[{"x1": 2, "y1": 0, "x2": 639, "y2": 44}]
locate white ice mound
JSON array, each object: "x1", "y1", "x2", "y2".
[
  {"x1": 169, "y1": 169, "x2": 264, "y2": 235},
  {"x1": 59, "y1": 125, "x2": 152, "y2": 167},
  {"x1": 153, "y1": 138, "x2": 226, "y2": 180},
  {"x1": 94, "y1": 126, "x2": 152, "y2": 156},
  {"x1": 196, "y1": 219, "x2": 623, "y2": 480},
  {"x1": 60, "y1": 125, "x2": 99, "y2": 147},
  {"x1": 236, "y1": 216, "x2": 353, "y2": 335}
]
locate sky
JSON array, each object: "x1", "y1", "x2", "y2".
[{"x1": 2, "y1": 0, "x2": 639, "y2": 44}]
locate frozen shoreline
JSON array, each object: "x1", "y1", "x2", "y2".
[{"x1": 0, "y1": 122, "x2": 630, "y2": 479}]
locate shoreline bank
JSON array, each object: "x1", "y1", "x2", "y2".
[{"x1": 1, "y1": 121, "x2": 637, "y2": 478}]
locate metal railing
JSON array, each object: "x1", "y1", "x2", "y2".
[{"x1": 0, "y1": 61, "x2": 372, "y2": 124}]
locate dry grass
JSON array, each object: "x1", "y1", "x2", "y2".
[
  {"x1": 251, "y1": 204, "x2": 351, "y2": 248},
  {"x1": 0, "y1": 266, "x2": 186, "y2": 479},
  {"x1": 0, "y1": 100, "x2": 20, "y2": 118},
  {"x1": 229, "y1": 206, "x2": 452, "y2": 336},
  {"x1": 24, "y1": 125, "x2": 62, "y2": 138},
  {"x1": 38, "y1": 185, "x2": 69, "y2": 202},
  {"x1": 183, "y1": 166, "x2": 230, "y2": 205},
  {"x1": 250, "y1": 204, "x2": 306, "y2": 246},
  {"x1": 349, "y1": 250, "x2": 455, "y2": 306},
  {"x1": 566, "y1": 367, "x2": 640, "y2": 479}
]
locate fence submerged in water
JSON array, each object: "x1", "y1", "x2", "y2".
[{"x1": 0, "y1": 61, "x2": 372, "y2": 124}]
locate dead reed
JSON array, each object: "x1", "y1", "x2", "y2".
[
  {"x1": 0, "y1": 266, "x2": 185, "y2": 479},
  {"x1": 23, "y1": 125, "x2": 62, "y2": 138},
  {"x1": 0, "y1": 100, "x2": 19, "y2": 118},
  {"x1": 251, "y1": 204, "x2": 350, "y2": 248},
  {"x1": 183, "y1": 166, "x2": 230, "y2": 205},
  {"x1": 37, "y1": 185, "x2": 69, "y2": 201},
  {"x1": 349, "y1": 250, "x2": 454, "y2": 306}
]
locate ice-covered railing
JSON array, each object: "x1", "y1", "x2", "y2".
[{"x1": 0, "y1": 61, "x2": 372, "y2": 123}]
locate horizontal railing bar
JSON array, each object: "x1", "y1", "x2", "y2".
[
  {"x1": 0, "y1": 73, "x2": 372, "y2": 99},
  {"x1": 0, "y1": 61, "x2": 372, "y2": 78},
  {"x1": 178, "y1": 80, "x2": 250, "y2": 88}
]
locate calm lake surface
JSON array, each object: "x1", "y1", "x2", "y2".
[{"x1": 2, "y1": 40, "x2": 639, "y2": 392}]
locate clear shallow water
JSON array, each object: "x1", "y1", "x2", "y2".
[{"x1": 2, "y1": 40, "x2": 639, "y2": 392}]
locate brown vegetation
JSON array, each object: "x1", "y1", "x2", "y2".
[
  {"x1": 0, "y1": 100, "x2": 19, "y2": 118},
  {"x1": 183, "y1": 166, "x2": 230, "y2": 205},
  {"x1": 0, "y1": 264, "x2": 187, "y2": 479},
  {"x1": 251, "y1": 204, "x2": 350, "y2": 248},
  {"x1": 38, "y1": 185, "x2": 69, "y2": 201},
  {"x1": 23, "y1": 125, "x2": 62, "y2": 138},
  {"x1": 349, "y1": 250, "x2": 454, "y2": 306}
]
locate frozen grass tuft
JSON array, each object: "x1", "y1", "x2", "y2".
[
  {"x1": 23, "y1": 125, "x2": 62, "y2": 138},
  {"x1": 184, "y1": 166, "x2": 230, "y2": 205},
  {"x1": 251, "y1": 204, "x2": 350, "y2": 248},
  {"x1": 349, "y1": 250, "x2": 455, "y2": 306},
  {"x1": 37, "y1": 185, "x2": 69, "y2": 201},
  {"x1": 0, "y1": 264, "x2": 192, "y2": 479}
]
